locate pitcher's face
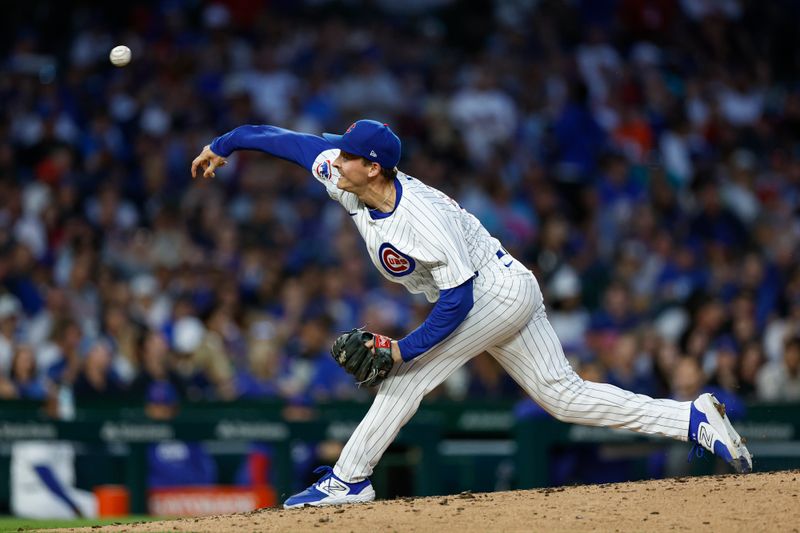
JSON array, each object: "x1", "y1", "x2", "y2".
[{"x1": 333, "y1": 151, "x2": 379, "y2": 192}]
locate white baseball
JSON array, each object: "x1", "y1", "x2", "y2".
[{"x1": 109, "y1": 45, "x2": 132, "y2": 67}]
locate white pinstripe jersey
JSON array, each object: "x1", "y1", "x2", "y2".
[{"x1": 311, "y1": 148, "x2": 502, "y2": 303}]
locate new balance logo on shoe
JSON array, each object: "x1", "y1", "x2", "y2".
[
  {"x1": 320, "y1": 477, "x2": 349, "y2": 495},
  {"x1": 698, "y1": 422, "x2": 715, "y2": 450}
]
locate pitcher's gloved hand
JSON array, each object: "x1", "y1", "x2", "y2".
[{"x1": 331, "y1": 328, "x2": 395, "y2": 387}]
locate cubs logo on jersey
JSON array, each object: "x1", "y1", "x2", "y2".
[
  {"x1": 315, "y1": 159, "x2": 332, "y2": 180},
  {"x1": 378, "y1": 243, "x2": 415, "y2": 277}
]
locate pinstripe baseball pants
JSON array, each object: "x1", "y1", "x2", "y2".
[{"x1": 334, "y1": 254, "x2": 692, "y2": 482}]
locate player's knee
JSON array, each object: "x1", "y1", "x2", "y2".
[
  {"x1": 543, "y1": 377, "x2": 588, "y2": 421},
  {"x1": 546, "y1": 402, "x2": 582, "y2": 423},
  {"x1": 544, "y1": 372, "x2": 585, "y2": 397}
]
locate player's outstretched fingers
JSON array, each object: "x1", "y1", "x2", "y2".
[
  {"x1": 191, "y1": 146, "x2": 227, "y2": 179},
  {"x1": 203, "y1": 157, "x2": 224, "y2": 178},
  {"x1": 190, "y1": 151, "x2": 210, "y2": 179},
  {"x1": 203, "y1": 159, "x2": 216, "y2": 178}
]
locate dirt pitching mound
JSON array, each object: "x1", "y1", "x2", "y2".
[{"x1": 66, "y1": 470, "x2": 799, "y2": 533}]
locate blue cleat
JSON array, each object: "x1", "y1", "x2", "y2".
[
  {"x1": 283, "y1": 466, "x2": 376, "y2": 509},
  {"x1": 689, "y1": 393, "x2": 753, "y2": 473}
]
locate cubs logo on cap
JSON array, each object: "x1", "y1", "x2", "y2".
[{"x1": 378, "y1": 243, "x2": 415, "y2": 277}]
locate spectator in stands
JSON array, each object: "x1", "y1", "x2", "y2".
[
  {"x1": 737, "y1": 341, "x2": 764, "y2": 400},
  {"x1": 546, "y1": 266, "x2": 590, "y2": 356},
  {"x1": 170, "y1": 316, "x2": 218, "y2": 401},
  {"x1": 72, "y1": 339, "x2": 124, "y2": 402},
  {"x1": 129, "y1": 329, "x2": 185, "y2": 406},
  {"x1": 679, "y1": 298, "x2": 727, "y2": 358},
  {"x1": 193, "y1": 311, "x2": 237, "y2": 401},
  {"x1": 0, "y1": 294, "x2": 23, "y2": 376},
  {"x1": 525, "y1": 215, "x2": 571, "y2": 284},
  {"x1": 129, "y1": 274, "x2": 172, "y2": 331},
  {"x1": 551, "y1": 81, "x2": 607, "y2": 190},
  {"x1": 757, "y1": 337, "x2": 800, "y2": 402},
  {"x1": 100, "y1": 304, "x2": 140, "y2": 384},
  {"x1": 654, "y1": 241, "x2": 708, "y2": 305},
  {"x1": 652, "y1": 337, "x2": 681, "y2": 397},
  {"x1": 449, "y1": 67, "x2": 518, "y2": 165},
  {"x1": 280, "y1": 313, "x2": 353, "y2": 403},
  {"x1": 670, "y1": 356, "x2": 704, "y2": 402},
  {"x1": 25, "y1": 287, "x2": 70, "y2": 350},
  {"x1": 587, "y1": 281, "x2": 640, "y2": 357},
  {"x1": 43, "y1": 319, "x2": 84, "y2": 388},
  {"x1": 206, "y1": 304, "x2": 247, "y2": 371},
  {"x1": 705, "y1": 336, "x2": 740, "y2": 398},
  {"x1": 8, "y1": 344, "x2": 49, "y2": 400},
  {"x1": 605, "y1": 333, "x2": 656, "y2": 396},
  {"x1": 235, "y1": 322, "x2": 282, "y2": 400},
  {"x1": 62, "y1": 252, "x2": 100, "y2": 337},
  {"x1": 689, "y1": 179, "x2": 748, "y2": 251}
]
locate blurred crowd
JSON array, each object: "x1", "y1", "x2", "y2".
[{"x1": 1, "y1": 0, "x2": 799, "y2": 416}]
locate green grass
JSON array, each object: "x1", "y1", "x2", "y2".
[{"x1": 0, "y1": 515, "x2": 161, "y2": 532}]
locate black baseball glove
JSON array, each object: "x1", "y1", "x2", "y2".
[{"x1": 331, "y1": 328, "x2": 395, "y2": 387}]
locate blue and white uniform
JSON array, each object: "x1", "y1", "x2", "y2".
[{"x1": 210, "y1": 123, "x2": 749, "y2": 501}]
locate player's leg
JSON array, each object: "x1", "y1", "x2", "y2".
[
  {"x1": 488, "y1": 304, "x2": 751, "y2": 471},
  {"x1": 331, "y1": 334, "x2": 481, "y2": 483},
  {"x1": 285, "y1": 346, "x2": 475, "y2": 509},
  {"x1": 334, "y1": 269, "x2": 538, "y2": 483},
  {"x1": 489, "y1": 307, "x2": 690, "y2": 439},
  {"x1": 283, "y1": 268, "x2": 538, "y2": 508}
]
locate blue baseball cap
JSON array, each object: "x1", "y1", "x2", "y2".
[{"x1": 323, "y1": 120, "x2": 401, "y2": 169}]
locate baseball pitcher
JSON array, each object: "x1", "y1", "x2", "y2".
[{"x1": 191, "y1": 120, "x2": 752, "y2": 509}]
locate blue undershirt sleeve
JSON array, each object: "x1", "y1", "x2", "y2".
[
  {"x1": 210, "y1": 125, "x2": 333, "y2": 171},
  {"x1": 397, "y1": 277, "x2": 474, "y2": 362}
]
